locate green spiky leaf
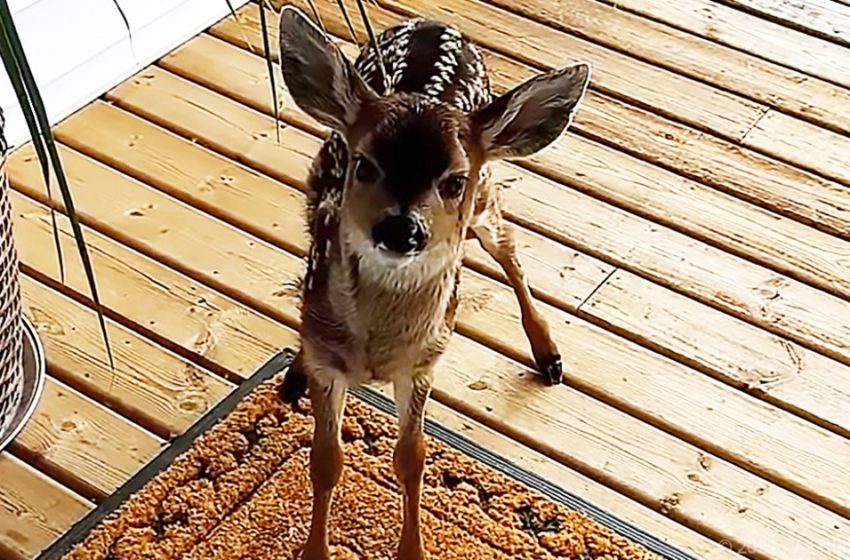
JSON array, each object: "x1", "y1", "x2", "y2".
[{"x1": 0, "y1": 0, "x2": 115, "y2": 371}]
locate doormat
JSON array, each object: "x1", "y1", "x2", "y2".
[{"x1": 40, "y1": 351, "x2": 695, "y2": 559}]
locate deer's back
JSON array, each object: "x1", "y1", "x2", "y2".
[{"x1": 354, "y1": 19, "x2": 492, "y2": 112}]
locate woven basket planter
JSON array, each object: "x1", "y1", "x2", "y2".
[{"x1": 0, "y1": 106, "x2": 25, "y2": 440}]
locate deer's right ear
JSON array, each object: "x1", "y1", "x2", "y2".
[{"x1": 278, "y1": 7, "x2": 373, "y2": 130}]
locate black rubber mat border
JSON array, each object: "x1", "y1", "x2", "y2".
[{"x1": 39, "y1": 349, "x2": 699, "y2": 560}]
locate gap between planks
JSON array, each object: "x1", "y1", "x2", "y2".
[
  {"x1": 140, "y1": 33, "x2": 850, "y2": 433},
  {"x1": 10, "y1": 128, "x2": 850, "y2": 530},
  {"x1": 56, "y1": 98, "x2": 850, "y2": 441},
  {"x1": 11, "y1": 190, "x2": 844, "y2": 560},
  {"x1": 231, "y1": 2, "x2": 850, "y2": 303},
  {"x1": 7, "y1": 192, "x2": 744, "y2": 560}
]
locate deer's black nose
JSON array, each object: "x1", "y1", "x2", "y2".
[{"x1": 372, "y1": 214, "x2": 428, "y2": 255}]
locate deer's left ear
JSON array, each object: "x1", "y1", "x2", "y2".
[
  {"x1": 278, "y1": 6, "x2": 374, "y2": 130},
  {"x1": 471, "y1": 63, "x2": 590, "y2": 160}
]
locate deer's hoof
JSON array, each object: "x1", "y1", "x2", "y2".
[{"x1": 539, "y1": 354, "x2": 563, "y2": 386}]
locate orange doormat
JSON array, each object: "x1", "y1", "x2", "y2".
[{"x1": 42, "y1": 352, "x2": 688, "y2": 560}]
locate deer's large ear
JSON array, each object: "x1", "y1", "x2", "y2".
[
  {"x1": 471, "y1": 63, "x2": 590, "y2": 160},
  {"x1": 278, "y1": 6, "x2": 374, "y2": 130}
]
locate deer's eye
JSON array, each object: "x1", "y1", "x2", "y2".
[
  {"x1": 440, "y1": 174, "x2": 468, "y2": 199},
  {"x1": 353, "y1": 155, "x2": 380, "y2": 184}
]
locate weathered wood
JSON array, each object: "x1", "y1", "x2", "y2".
[
  {"x1": 743, "y1": 110, "x2": 850, "y2": 187},
  {"x1": 55, "y1": 101, "x2": 613, "y2": 318},
  {"x1": 11, "y1": 192, "x2": 299, "y2": 379},
  {"x1": 11, "y1": 378, "x2": 164, "y2": 502},
  {"x1": 716, "y1": 0, "x2": 850, "y2": 48},
  {"x1": 192, "y1": 28, "x2": 850, "y2": 241},
  {"x1": 481, "y1": 0, "x2": 850, "y2": 135},
  {"x1": 0, "y1": 455, "x2": 91, "y2": 560},
  {"x1": 10, "y1": 127, "x2": 850, "y2": 524},
  {"x1": 601, "y1": 0, "x2": 850, "y2": 88},
  {"x1": 419, "y1": 398, "x2": 746, "y2": 560},
  {"x1": 22, "y1": 275, "x2": 233, "y2": 439},
  {"x1": 12, "y1": 188, "x2": 850, "y2": 560},
  {"x1": 57, "y1": 98, "x2": 850, "y2": 441},
  {"x1": 580, "y1": 270, "x2": 850, "y2": 437},
  {"x1": 297, "y1": 0, "x2": 850, "y2": 284},
  {"x1": 262, "y1": 0, "x2": 767, "y2": 139},
  {"x1": 105, "y1": 64, "x2": 850, "y2": 370}
]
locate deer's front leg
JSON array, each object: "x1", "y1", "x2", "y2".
[
  {"x1": 393, "y1": 372, "x2": 433, "y2": 560},
  {"x1": 303, "y1": 371, "x2": 347, "y2": 560},
  {"x1": 471, "y1": 210, "x2": 563, "y2": 385}
]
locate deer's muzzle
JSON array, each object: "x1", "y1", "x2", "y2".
[{"x1": 371, "y1": 213, "x2": 429, "y2": 256}]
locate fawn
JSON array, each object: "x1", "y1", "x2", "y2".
[{"x1": 276, "y1": 6, "x2": 591, "y2": 559}]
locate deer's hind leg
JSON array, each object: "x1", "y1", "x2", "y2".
[
  {"x1": 393, "y1": 371, "x2": 433, "y2": 560},
  {"x1": 470, "y1": 192, "x2": 563, "y2": 385},
  {"x1": 303, "y1": 369, "x2": 348, "y2": 560}
]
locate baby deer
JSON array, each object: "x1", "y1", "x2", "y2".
[{"x1": 277, "y1": 6, "x2": 590, "y2": 559}]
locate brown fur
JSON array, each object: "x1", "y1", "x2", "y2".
[{"x1": 277, "y1": 7, "x2": 590, "y2": 558}]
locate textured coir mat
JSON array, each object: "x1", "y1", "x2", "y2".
[{"x1": 41, "y1": 351, "x2": 695, "y2": 560}]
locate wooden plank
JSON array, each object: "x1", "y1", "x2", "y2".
[
  {"x1": 9, "y1": 150, "x2": 850, "y2": 560},
  {"x1": 8, "y1": 178, "x2": 749, "y2": 560},
  {"x1": 419, "y1": 399, "x2": 746, "y2": 560},
  {"x1": 12, "y1": 201, "x2": 850, "y2": 560},
  {"x1": 57, "y1": 99, "x2": 850, "y2": 440},
  {"x1": 11, "y1": 192, "x2": 299, "y2": 380},
  {"x1": 580, "y1": 269, "x2": 850, "y2": 437},
  {"x1": 55, "y1": 102, "x2": 613, "y2": 316},
  {"x1": 11, "y1": 377, "x2": 164, "y2": 501},
  {"x1": 716, "y1": 0, "x2": 850, "y2": 48},
  {"x1": 743, "y1": 110, "x2": 850, "y2": 187},
  {"x1": 105, "y1": 64, "x2": 850, "y2": 370},
  {"x1": 10, "y1": 129, "x2": 850, "y2": 524},
  {"x1": 482, "y1": 0, "x2": 850, "y2": 135},
  {"x1": 0, "y1": 454, "x2": 91, "y2": 560},
  {"x1": 430, "y1": 338, "x2": 850, "y2": 560},
  {"x1": 574, "y1": 92, "x2": 850, "y2": 238},
  {"x1": 262, "y1": 0, "x2": 765, "y2": 140},
  {"x1": 193, "y1": 27, "x2": 850, "y2": 242},
  {"x1": 602, "y1": 0, "x2": 850, "y2": 88},
  {"x1": 299, "y1": 0, "x2": 850, "y2": 288},
  {"x1": 22, "y1": 275, "x2": 234, "y2": 439},
  {"x1": 367, "y1": 0, "x2": 850, "y2": 191}
]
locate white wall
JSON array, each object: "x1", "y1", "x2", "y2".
[{"x1": 0, "y1": 0, "x2": 250, "y2": 148}]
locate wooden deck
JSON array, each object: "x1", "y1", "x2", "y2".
[{"x1": 2, "y1": 0, "x2": 850, "y2": 558}]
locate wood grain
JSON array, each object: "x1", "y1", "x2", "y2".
[
  {"x1": 580, "y1": 269, "x2": 850, "y2": 437},
  {"x1": 10, "y1": 120, "x2": 850, "y2": 524},
  {"x1": 0, "y1": 455, "x2": 91, "y2": 560},
  {"x1": 22, "y1": 275, "x2": 233, "y2": 439},
  {"x1": 602, "y1": 0, "x2": 850, "y2": 88},
  {"x1": 113, "y1": 60, "x2": 850, "y2": 370},
  {"x1": 56, "y1": 97, "x2": 850, "y2": 441},
  {"x1": 11, "y1": 378, "x2": 163, "y2": 502},
  {"x1": 191, "y1": 29, "x2": 850, "y2": 240},
  {"x1": 11, "y1": 192, "x2": 299, "y2": 379},
  {"x1": 716, "y1": 0, "x2": 850, "y2": 48},
  {"x1": 483, "y1": 0, "x2": 850, "y2": 135},
  {"x1": 743, "y1": 110, "x2": 850, "y2": 187}
]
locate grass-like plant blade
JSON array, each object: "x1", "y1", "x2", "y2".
[
  {"x1": 258, "y1": 0, "x2": 281, "y2": 143},
  {"x1": 0, "y1": 27, "x2": 64, "y2": 283},
  {"x1": 335, "y1": 0, "x2": 360, "y2": 44},
  {"x1": 303, "y1": 0, "x2": 327, "y2": 32},
  {"x1": 354, "y1": 0, "x2": 388, "y2": 90},
  {"x1": 0, "y1": 0, "x2": 115, "y2": 371},
  {"x1": 225, "y1": 0, "x2": 259, "y2": 55}
]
